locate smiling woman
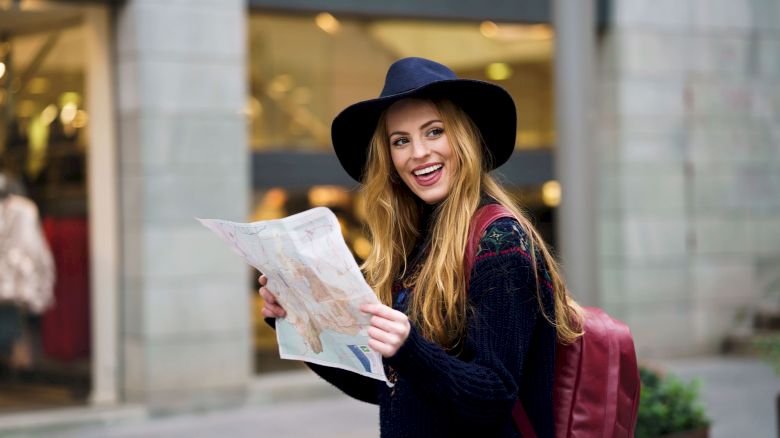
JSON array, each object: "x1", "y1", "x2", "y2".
[
  {"x1": 248, "y1": 11, "x2": 561, "y2": 388},
  {"x1": 260, "y1": 57, "x2": 583, "y2": 438}
]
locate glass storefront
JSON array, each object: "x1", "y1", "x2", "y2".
[
  {"x1": 0, "y1": 10, "x2": 91, "y2": 411},
  {"x1": 247, "y1": 14, "x2": 554, "y2": 151},
  {"x1": 247, "y1": 11, "x2": 557, "y2": 373}
]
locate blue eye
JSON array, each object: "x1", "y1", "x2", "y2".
[
  {"x1": 427, "y1": 127, "x2": 444, "y2": 137},
  {"x1": 391, "y1": 137, "x2": 409, "y2": 147}
]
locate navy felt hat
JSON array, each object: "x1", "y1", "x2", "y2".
[{"x1": 331, "y1": 57, "x2": 517, "y2": 183}]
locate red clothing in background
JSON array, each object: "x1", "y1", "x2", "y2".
[{"x1": 42, "y1": 217, "x2": 90, "y2": 361}]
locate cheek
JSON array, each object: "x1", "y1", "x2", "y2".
[
  {"x1": 438, "y1": 139, "x2": 457, "y2": 178},
  {"x1": 389, "y1": 149, "x2": 406, "y2": 175},
  {"x1": 436, "y1": 137, "x2": 454, "y2": 160}
]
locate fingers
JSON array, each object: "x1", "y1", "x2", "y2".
[
  {"x1": 262, "y1": 307, "x2": 283, "y2": 318},
  {"x1": 261, "y1": 296, "x2": 286, "y2": 318},
  {"x1": 262, "y1": 296, "x2": 286, "y2": 318},
  {"x1": 257, "y1": 275, "x2": 286, "y2": 318},
  {"x1": 368, "y1": 314, "x2": 407, "y2": 334},
  {"x1": 360, "y1": 303, "x2": 410, "y2": 358},
  {"x1": 368, "y1": 338, "x2": 397, "y2": 358},
  {"x1": 367, "y1": 326, "x2": 403, "y2": 346},
  {"x1": 360, "y1": 303, "x2": 406, "y2": 322},
  {"x1": 259, "y1": 285, "x2": 278, "y2": 305}
]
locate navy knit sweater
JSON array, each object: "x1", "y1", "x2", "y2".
[{"x1": 270, "y1": 208, "x2": 557, "y2": 437}]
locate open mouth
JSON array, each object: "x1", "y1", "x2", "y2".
[{"x1": 412, "y1": 163, "x2": 443, "y2": 186}]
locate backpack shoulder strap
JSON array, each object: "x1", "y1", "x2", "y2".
[
  {"x1": 464, "y1": 203, "x2": 514, "y2": 285},
  {"x1": 465, "y1": 204, "x2": 538, "y2": 437}
]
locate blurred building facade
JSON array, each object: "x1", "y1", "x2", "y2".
[
  {"x1": 596, "y1": 0, "x2": 780, "y2": 357},
  {"x1": 0, "y1": 0, "x2": 777, "y2": 419}
]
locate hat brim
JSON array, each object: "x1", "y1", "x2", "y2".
[{"x1": 331, "y1": 79, "x2": 517, "y2": 183}]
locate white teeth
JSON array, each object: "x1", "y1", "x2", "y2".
[{"x1": 413, "y1": 164, "x2": 443, "y2": 176}]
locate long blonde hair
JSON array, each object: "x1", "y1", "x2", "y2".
[{"x1": 359, "y1": 98, "x2": 583, "y2": 348}]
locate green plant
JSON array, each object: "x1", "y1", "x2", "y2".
[
  {"x1": 635, "y1": 366, "x2": 711, "y2": 438},
  {"x1": 752, "y1": 333, "x2": 780, "y2": 375}
]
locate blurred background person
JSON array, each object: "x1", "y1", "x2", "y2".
[{"x1": 0, "y1": 165, "x2": 54, "y2": 373}]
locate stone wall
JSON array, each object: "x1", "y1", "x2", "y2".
[{"x1": 597, "y1": 0, "x2": 780, "y2": 356}]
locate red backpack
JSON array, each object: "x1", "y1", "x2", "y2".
[{"x1": 465, "y1": 204, "x2": 641, "y2": 438}]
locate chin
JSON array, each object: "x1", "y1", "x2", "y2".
[
  {"x1": 416, "y1": 188, "x2": 449, "y2": 205},
  {"x1": 402, "y1": 174, "x2": 451, "y2": 205}
]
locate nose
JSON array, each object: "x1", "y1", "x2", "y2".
[{"x1": 410, "y1": 137, "x2": 431, "y2": 160}]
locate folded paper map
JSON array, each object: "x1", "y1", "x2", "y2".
[{"x1": 197, "y1": 207, "x2": 388, "y2": 382}]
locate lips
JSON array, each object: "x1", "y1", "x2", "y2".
[{"x1": 412, "y1": 163, "x2": 443, "y2": 187}]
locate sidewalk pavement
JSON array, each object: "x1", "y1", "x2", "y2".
[
  {"x1": 51, "y1": 397, "x2": 379, "y2": 438},
  {"x1": 3, "y1": 356, "x2": 778, "y2": 438},
  {"x1": 658, "y1": 356, "x2": 780, "y2": 438}
]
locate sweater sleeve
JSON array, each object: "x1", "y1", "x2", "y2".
[
  {"x1": 383, "y1": 218, "x2": 546, "y2": 424},
  {"x1": 264, "y1": 317, "x2": 380, "y2": 404},
  {"x1": 305, "y1": 363, "x2": 380, "y2": 405}
]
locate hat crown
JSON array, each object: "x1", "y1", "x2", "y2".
[{"x1": 380, "y1": 57, "x2": 457, "y2": 97}]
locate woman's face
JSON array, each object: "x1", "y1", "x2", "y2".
[{"x1": 386, "y1": 98, "x2": 453, "y2": 205}]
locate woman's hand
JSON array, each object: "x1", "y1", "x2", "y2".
[
  {"x1": 258, "y1": 275, "x2": 287, "y2": 318},
  {"x1": 360, "y1": 303, "x2": 410, "y2": 358}
]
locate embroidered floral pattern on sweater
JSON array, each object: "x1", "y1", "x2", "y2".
[
  {"x1": 476, "y1": 217, "x2": 530, "y2": 258},
  {"x1": 475, "y1": 217, "x2": 553, "y2": 286}
]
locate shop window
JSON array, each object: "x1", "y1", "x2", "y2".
[
  {"x1": 248, "y1": 13, "x2": 555, "y2": 152},
  {"x1": 1, "y1": 17, "x2": 91, "y2": 411}
]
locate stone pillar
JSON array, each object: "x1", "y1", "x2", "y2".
[
  {"x1": 115, "y1": 0, "x2": 251, "y2": 411},
  {"x1": 597, "y1": 0, "x2": 780, "y2": 356},
  {"x1": 553, "y1": 0, "x2": 599, "y2": 306}
]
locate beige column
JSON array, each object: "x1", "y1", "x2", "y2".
[
  {"x1": 84, "y1": 4, "x2": 120, "y2": 405},
  {"x1": 114, "y1": 0, "x2": 252, "y2": 412},
  {"x1": 553, "y1": 0, "x2": 599, "y2": 305}
]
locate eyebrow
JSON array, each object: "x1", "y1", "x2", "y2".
[{"x1": 388, "y1": 119, "x2": 442, "y2": 137}]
